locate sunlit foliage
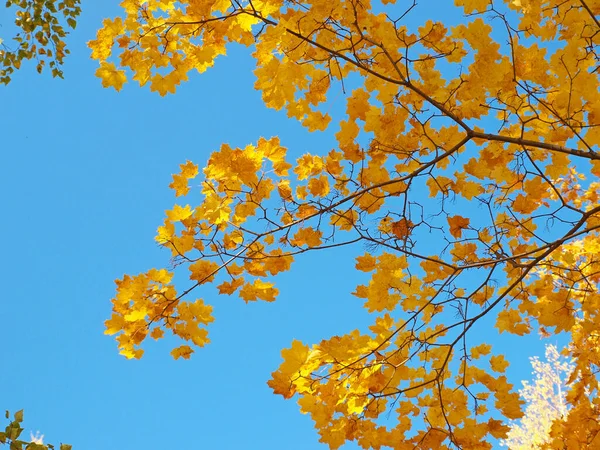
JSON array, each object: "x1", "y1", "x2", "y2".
[
  {"x1": 502, "y1": 343, "x2": 574, "y2": 449},
  {"x1": 91, "y1": 0, "x2": 600, "y2": 447}
]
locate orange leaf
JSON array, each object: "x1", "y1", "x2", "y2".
[
  {"x1": 447, "y1": 215, "x2": 470, "y2": 238},
  {"x1": 392, "y1": 218, "x2": 413, "y2": 239}
]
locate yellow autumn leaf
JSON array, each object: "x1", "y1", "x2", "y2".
[
  {"x1": 471, "y1": 343, "x2": 492, "y2": 359},
  {"x1": 236, "y1": 13, "x2": 259, "y2": 32},
  {"x1": 239, "y1": 279, "x2": 278, "y2": 302},
  {"x1": 165, "y1": 204, "x2": 193, "y2": 222},
  {"x1": 95, "y1": 62, "x2": 127, "y2": 91},
  {"x1": 150, "y1": 327, "x2": 164, "y2": 340},
  {"x1": 355, "y1": 254, "x2": 376, "y2": 272},
  {"x1": 217, "y1": 277, "x2": 244, "y2": 295},
  {"x1": 290, "y1": 227, "x2": 322, "y2": 247},
  {"x1": 279, "y1": 339, "x2": 309, "y2": 375},
  {"x1": 496, "y1": 309, "x2": 531, "y2": 336},
  {"x1": 169, "y1": 160, "x2": 199, "y2": 197},
  {"x1": 490, "y1": 355, "x2": 509, "y2": 373},
  {"x1": 171, "y1": 345, "x2": 194, "y2": 360},
  {"x1": 189, "y1": 260, "x2": 220, "y2": 284}
]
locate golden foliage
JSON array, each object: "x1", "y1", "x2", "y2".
[{"x1": 92, "y1": 0, "x2": 600, "y2": 447}]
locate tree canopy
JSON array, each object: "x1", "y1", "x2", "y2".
[
  {"x1": 90, "y1": 0, "x2": 600, "y2": 447},
  {"x1": 20, "y1": 0, "x2": 599, "y2": 448}
]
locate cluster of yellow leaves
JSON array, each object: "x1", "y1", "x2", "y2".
[
  {"x1": 94, "y1": 0, "x2": 600, "y2": 447},
  {"x1": 105, "y1": 268, "x2": 214, "y2": 359},
  {"x1": 268, "y1": 318, "x2": 521, "y2": 448}
]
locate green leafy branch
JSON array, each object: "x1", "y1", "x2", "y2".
[
  {"x1": 1, "y1": 0, "x2": 81, "y2": 84},
  {"x1": 0, "y1": 410, "x2": 71, "y2": 450}
]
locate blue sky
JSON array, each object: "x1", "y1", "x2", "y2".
[{"x1": 0, "y1": 2, "x2": 557, "y2": 449}]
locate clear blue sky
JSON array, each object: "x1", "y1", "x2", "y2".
[{"x1": 0, "y1": 2, "x2": 555, "y2": 449}]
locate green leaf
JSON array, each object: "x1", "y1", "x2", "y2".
[
  {"x1": 8, "y1": 424, "x2": 23, "y2": 440},
  {"x1": 59, "y1": 444, "x2": 72, "y2": 450},
  {"x1": 14, "y1": 410, "x2": 24, "y2": 423},
  {"x1": 10, "y1": 440, "x2": 24, "y2": 450}
]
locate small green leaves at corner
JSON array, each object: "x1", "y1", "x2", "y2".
[
  {"x1": 59, "y1": 444, "x2": 72, "y2": 450},
  {"x1": 25, "y1": 443, "x2": 47, "y2": 450}
]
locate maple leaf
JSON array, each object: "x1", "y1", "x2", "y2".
[
  {"x1": 447, "y1": 215, "x2": 470, "y2": 239},
  {"x1": 236, "y1": 13, "x2": 259, "y2": 32},
  {"x1": 95, "y1": 62, "x2": 127, "y2": 91},
  {"x1": 496, "y1": 309, "x2": 531, "y2": 335},
  {"x1": 307, "y1": 175, "x2": 330, "y2": 197},
  {"x1": 355, "y1": 254, "x2": 376, "y2": 272},
  {"x1": 124, "y1": 308, "x2": 147, "y2": 322},
  {"x1": 150, "y1": 327, "x2": 164, "y2": 340},
  {"x1": 471, "y1": 343, "x2": 492, "y2": 359},
  {"x1": 217, "y1": 277, "x2": 244, "y2": 295},
  {"x1": 169, "y1": 160, "x2": 199, "y2": 197},
  {"x1": 512, "y1": 194, "x2": 537, "y2": 215},
  {"x1": 279, "y1": 339, "x2": 309, "y2": 375},
  {"x1": 165, "y1": 204, "x2": 193, "y2": 222},
  {"x1": 150, "y1": 73, "x2": 179, "y2": 96},
  {"x1": 268, "y1": 371, "x2": 296, "y2": 399},
  {"x1": 290, "y1": 227, "x2": 322, "y2": 247},
  {"x1": 263, "y1": 249, "x2": 293, "y2": 275},
  {"x1": 104, "y1": 313, "x2": 124, "y2": 335},
  {"x1": 347, "y1": 88, "x2": 371, "y2": 121},
  {"x1": 497, "y1": 390, "x2": 525, "y2": 420},
  {"x1": 294, "y1": 154, "x2": 324, "y2": 180},
  {"x1": 455, "y1": 0, "x2": 489, "y2": 14},
  {"x1": 490, "y1": 355, "x2": 509, "y2": 373},
  {"x1": 171, "y1": 345, "x2": 194, "y2": 360},
  {"x1": 189, "y1": 260, "x2": 219, "y2": 284},
  {"x1": 487, "y1": 418, "x2": 510, "y2": 439},
  {"x1": 239, "y1": 279, "x2": 278, "y2": 302},
  {"x1": 277, "y1": 180, "x2": 293, "y2": 200},
  {"x1": 391, "y1": 218, "x2": 413, "y2": 240},
  {"x1": 302, "y1": 111, "x2": 331, "y2": 132}
]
